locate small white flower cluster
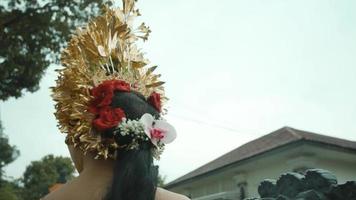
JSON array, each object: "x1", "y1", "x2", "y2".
[
  {"x1": 114, "y1": 118, "x2": 153, "y2": 150},
  {"x1": 115, "y1": 118, "x2": 149, "y2": 141}
]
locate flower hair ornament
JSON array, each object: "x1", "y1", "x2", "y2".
[{"x1": 52, "y1": 0, "x2": 176, "y2": 159}]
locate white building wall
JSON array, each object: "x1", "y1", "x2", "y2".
[{"x1": 169, "y1": 143, "x2": 356, "y2": 199}]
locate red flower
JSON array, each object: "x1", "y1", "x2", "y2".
[
  {"x1": 89, "y1": 80, "x2": 130, "y2": 114},
  {"x1": 112, "y1": 80, "x2": 130, "y2": 91},
  {"x1": 92, "y1": 106, "x2": 126, "y2": 131},
  {"x1": 148, "y1": 92, "x2": 162, "y2": 112}
]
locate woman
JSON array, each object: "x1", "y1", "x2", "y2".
[
  {"x1": 43, "y1": 1, "x2": 189, "y2": 199},
  {"x1": 43, "y1": 91, "x2": 189, "y2": 200}
]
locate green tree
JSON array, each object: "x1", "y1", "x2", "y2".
[
  {"x1": 21, "y1": 155, "x2": 75, "y2": 200},
  {"x1": 0, "y1": 0, "x2": 106, "y2": 100},
  {"x1": 0, "y1": 121, "x2": 19, "y2": 186},
  {"x1": 0, "y1": 180, "x2": 22, "y2": 200},
  {"x1": 0, "y1": 184, "x2": 19, "y2": 200},
  {"x1": 158, "y1": 174, "x2": 167, "y2": 187}
]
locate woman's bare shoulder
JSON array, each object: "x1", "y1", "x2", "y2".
[
  {"x1": 43, "y1": 185, "x2": 189, "y2": 200},
  {"x1": 40, "y1": 183, "x2": 75, "y2": 200},
  {"x1": 156, "y1": 187, "x2": 190, "y2": 200}
]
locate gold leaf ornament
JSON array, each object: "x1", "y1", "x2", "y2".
[{"x1": 52, "y1": 0, "x2": 166, "y2": 160}]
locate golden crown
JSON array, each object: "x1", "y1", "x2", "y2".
[{"x1": 52, "y1": 0, "x2": 166, "y2": 159}]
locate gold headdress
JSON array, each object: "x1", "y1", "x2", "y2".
[{"x1": 52, "y1": 0, "x2": 167, "y2": 159}]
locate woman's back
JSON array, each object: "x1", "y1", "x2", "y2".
[
  {"x1": 43, "y1": 185, "x2": 189, "y2": 200},
  {"x1": 42, "y1": 146, "x2": 189, "y2": 200}
]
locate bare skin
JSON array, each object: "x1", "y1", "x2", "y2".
[{"x1": 42, "y1": 145, "x2": 189, "y2": 200}]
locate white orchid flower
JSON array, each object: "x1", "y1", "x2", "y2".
[{"x1": 140, "y1": 113, "x2": 177, "y2": 146}]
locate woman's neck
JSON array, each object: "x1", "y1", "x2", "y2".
[
  {"x1": 79, "y1": 155, "x2": 115, "y2": 178},
  {"x1": 42, "y1": 157, "x2": 115, "y2": 200},
  {"x1": 57, "y1": 155, "x2": 115, "y2": 200}
]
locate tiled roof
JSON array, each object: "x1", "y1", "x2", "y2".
[
  {"x1": 165, "y1": 126, "x2": 356, "y2": 188},
  {"x1": 49, "y1": 183, "x2": 64, "y2": 192}
]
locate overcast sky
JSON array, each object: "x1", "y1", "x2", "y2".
[{"x1": 2, "y1": 0, "x2": 356, "y2": 182}]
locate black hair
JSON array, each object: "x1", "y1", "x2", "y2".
[{"x1": 104, "y1": 91, "x2": 160, "y2": 200}]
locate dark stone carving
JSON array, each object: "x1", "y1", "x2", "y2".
[
  {"x1": 328, "y1": 181, "x2": 356, "y2": 200},
  {"x1": 277, "y1": 172, "x2": 305, "y2": 198},
  {"x1": 258, "y1": 179, "x2": 277, "y2": 198},
  {"x1": 245, "y1": 169, "x2": 356, "y2": 200}
]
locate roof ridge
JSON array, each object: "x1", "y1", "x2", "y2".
[
  {"x1": 288, "y1": 127, "x2": 356, "y2": 143},
  {"x1": 284, "y1": 126, "x2": 304, "y2": 139}
]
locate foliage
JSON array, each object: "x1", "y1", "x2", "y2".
[
  {"x1": 0, "y1": 180, "x2": 23, "y2": 200},
  {"x1": 158, "y1": 174, "x2": 167, "y2": 187},
  {"x1": 0, "y1": 183, "x2": 19, "y2": 200},
  {"x1": 0, "y1": 0, "x2": 107, "y2": 100},
  {"x1": 0, "y1": 120, "x2": 19, "y2": 186},
  {"x1": 21, "y1": 155, "x2": 75, "y2": 200}
]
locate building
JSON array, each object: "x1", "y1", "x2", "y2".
[
  {"x1": 49, "y1": 183, "x2": 64, "y2": 193},
  {"x1": 165, "y1": 127, "x2": 356, "y2": 200}
]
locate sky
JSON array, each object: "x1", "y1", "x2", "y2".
[{"x1": 2, "y1": 0, "x2": 356, "y2": 183}]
